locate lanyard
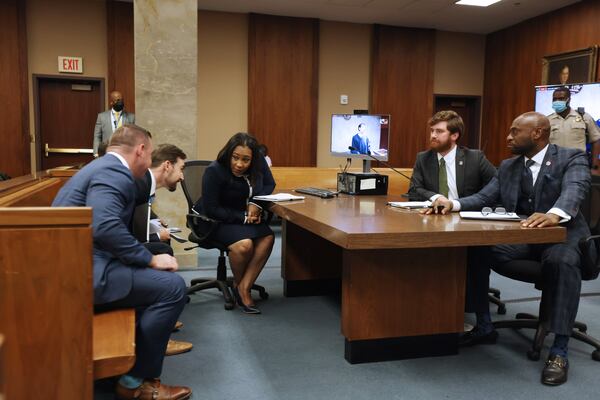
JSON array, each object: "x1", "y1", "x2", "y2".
[{"x1": 112, "y1": 110, "x2": 123, "y2": 130}]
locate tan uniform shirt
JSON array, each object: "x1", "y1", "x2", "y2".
[{"x1": 548, "y1": 108, "x2": 600, "y2": 151}]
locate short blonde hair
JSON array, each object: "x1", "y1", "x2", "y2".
[{"x1": 108, "y1": 124, "x2": 152, "y2": 149}]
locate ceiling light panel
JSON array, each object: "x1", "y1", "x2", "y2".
[{"x1": 456, "y1": 0, "x2": 502, "y2": 6}]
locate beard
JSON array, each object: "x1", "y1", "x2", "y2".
[
  {"x1": 430, "y1": 138, "x2": 452, "y2": 153},
  {"x1": 509, "y1": 140, "x2": 535, "y2": 155}
]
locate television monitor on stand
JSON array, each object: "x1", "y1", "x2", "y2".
[{"x1": 330, "y1": 114, "x2": 391, "y2": 173}]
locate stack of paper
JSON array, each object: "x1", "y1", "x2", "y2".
[
  {"x1": 253, "y1": 193, "x2": 305, "y2": 202},
  {"x1": 387, "y1": 201, "x2": 431, "y2": 209},
  {"x1": 149, "y1": 219, "x2": 187, "y2": 242}
]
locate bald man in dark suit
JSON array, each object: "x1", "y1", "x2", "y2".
[{"x1": 432, "y1": 112, "x2": 593, "y2": 386}]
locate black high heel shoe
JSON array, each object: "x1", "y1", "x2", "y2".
[{"x1": 232, "y1": 287, "x2": 261, "y2": 314}]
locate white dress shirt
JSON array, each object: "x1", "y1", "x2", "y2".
[
  {"x1": 524, "y1": 144, "x2": 570, "y2": 222},
  {"x1": 107, "y1": 151, "x2": 129, "y2": 169}
]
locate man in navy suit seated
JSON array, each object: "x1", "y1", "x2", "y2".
[
  {"x1": 430, "y1": 112, "x2": 592, "y2": 386},
  {"x1": 53, "y1": 125, "x2": 191, "y2": 400}
]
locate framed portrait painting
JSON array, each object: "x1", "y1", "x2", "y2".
[{"x1": 541, "y1": 46, "x2": 598, "y2": 85}]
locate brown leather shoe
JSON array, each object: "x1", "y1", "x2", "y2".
[
  {"x1": 542, "y1": 354, "x2": 569, "y2": 386},
  {"x1": 165, "y1": 339, "x2": 193, "y2": 356},
  {"x1": 173, "y1": 321, "x2": 184, "y2": 332},
  {"x1": 116, "y1": 379, "x2": 192, "y2": 400}
]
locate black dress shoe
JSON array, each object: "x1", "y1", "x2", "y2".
[
  {"x1": 459, "y1": 328, "x2": 498, "y2": 347},
  {"x1": 232, "y1": 287, "x2": 261, "y2": 314},
  {"x1": 542, "y1": 354, "x2": 569, "y2": 386}
]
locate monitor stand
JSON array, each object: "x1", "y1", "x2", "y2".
[{"x1": 362, "y1": 159, "x2": 371, "y2": 173}]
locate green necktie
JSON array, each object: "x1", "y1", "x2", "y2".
[{"x1": 438, "y1": 157, "x2": 449, "y2": 198}]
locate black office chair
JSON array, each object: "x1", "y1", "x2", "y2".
[
  {"x1": 488, "y1": 287, "x2": 506, "y2": 314},
  {"x1": 492, "y1": 235, "x2": 600, "y2": 361},
  {"x1": 489, "y1": 180, "x2": 600, "y2": 314},
  {"x1": 180, "y1": 160, "x2": 268, "y2": 310}
]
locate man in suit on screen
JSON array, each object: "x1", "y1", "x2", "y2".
[
  {"x1": 350, "y1": 123, "x2": 371, "y2": 155},
  {"x1": 431, "y1": 112, "x2": 592, "y2": 386}
]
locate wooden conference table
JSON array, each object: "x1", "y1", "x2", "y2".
[{"x1": 270, "y1": 194, "x2": 565, "y2": 364}]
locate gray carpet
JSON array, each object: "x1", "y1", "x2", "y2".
[{"x1": 95, "y1": 226, "x2": 600, "y2": 399}]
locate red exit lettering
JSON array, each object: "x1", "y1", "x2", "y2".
[
  {"x1": 58, "y1": 56, "x2": 83, "y2": 73},
  {"x1": 63, "y1": 58, "x2": 80, "y2": 71}
]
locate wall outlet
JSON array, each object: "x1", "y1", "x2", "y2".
[{"x1": 340, "y1": 94, "x2": 348, "y2": 105}]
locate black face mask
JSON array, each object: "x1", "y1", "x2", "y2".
[{"x1": 112, "y1": 100, "x2": 124, "y2": 112}]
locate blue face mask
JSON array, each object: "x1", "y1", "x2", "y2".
[{"x1": 552, "y1": 100, "x2": 568, "y2": 113}]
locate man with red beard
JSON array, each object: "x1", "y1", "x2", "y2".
[
  {"x1": 408, "y1": 110, "x2": 496, "y2": 204},
  {"x1": 409, "y1": 110, "x2": 497, "y2": 348}
]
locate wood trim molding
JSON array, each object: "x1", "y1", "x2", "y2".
[
  {"x1": 17, "y1": 0, "x2": 30, "y2": 175},
  {"x1": 106, "y1": 0, "x2": 135, "y2": 112},
  {"x1": 0, "y1": 207, "x2": 92, "y2": 226},
  {"x1": 248, "y1": 14, "x2": 319, "y2": 166}
]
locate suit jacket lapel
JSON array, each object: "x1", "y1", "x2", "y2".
[
  {"x1": 455, "y1": 147, "x2": 465, "y2": 197},
  {"x1": 533, "y1": 144, "x2": 556, "y2": 209},
  {"x1": 426, "y1": 150, "x2": 440, "y2": 193},
  {"x1": 504, "y1": 156, "x2": 523, "y2": 212}
]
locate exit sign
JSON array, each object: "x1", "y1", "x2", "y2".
[{"x1": 58, "y1": 56, "x2": 83, "y2": 74}]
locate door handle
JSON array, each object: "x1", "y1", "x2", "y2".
[{"x1": 45, "y1": 143, "x2": 94, "y2": 157}]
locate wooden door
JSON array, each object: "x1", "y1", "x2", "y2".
[
  {"x1": 35, "y1": 76, "x2": 103, "y2": 170},
  {"x1": 434, "y1": 95, "x2": 481, "y2": 150}
]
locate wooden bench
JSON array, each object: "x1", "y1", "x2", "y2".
[
  {"x1": 93, "y1": 309, "x2": 136, "y2": 380},
  {"x1": 0, "y1": 333, "x2": 5, "y2": 400},
  {"x1": 0, "y1": 170, "x2": 135, "y2": 398}
]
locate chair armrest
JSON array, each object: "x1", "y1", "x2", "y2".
[
  {"x1": 186, "y1": 213, "x2": 219, "y2": 243},
  {"x1": 579, "y1": 234, "x2": 600, "y2": 280}
]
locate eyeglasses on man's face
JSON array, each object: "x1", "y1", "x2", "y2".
[{"x1": 481, "y1": 207, "x2": 507, "y2": 216}]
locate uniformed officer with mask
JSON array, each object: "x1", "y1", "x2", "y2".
[{"x1": 548, "y1": 86, "x2": 600, "y2": 173}]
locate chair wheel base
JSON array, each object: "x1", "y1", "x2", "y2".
[
  {"x1": 224, "y1": 302, "x2": 235, "y2": 311},
  {"x1": 592, "y1": 350, "x2": 600, "y2": 361},
  {"x1": 259, "y1": 291, "x2": 269, "y2": 300},
  {"x1": 527, "y1": 349, "x2": 540, "y2": 361},
  {"x1": 497, "y1": 305, "x2": 506, "y2": 315}
]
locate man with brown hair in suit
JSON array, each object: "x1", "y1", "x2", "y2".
[{"x1": 409, "y1": 110, "x2": 496, "y2": 204}]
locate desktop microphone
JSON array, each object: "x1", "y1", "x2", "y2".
[{"x1": 348, "y1": 146, "x2": 412, "y2": 181}]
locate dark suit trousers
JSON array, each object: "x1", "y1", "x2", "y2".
[
  {"x1": 97, "y1": 268, "x2": 187, "y2": 378},
  {"x1": 144, "y1": 241, "x2": 174, "y2": 256},
  {"x1": 466, "y1": 243, "x2": 582, "y2": 336}
]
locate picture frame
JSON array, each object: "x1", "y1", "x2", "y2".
[{"x1": 541, "y1": 46, "x2": 598, "y2": 85}]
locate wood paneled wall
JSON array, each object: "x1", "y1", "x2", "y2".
[
  {"x1": 106, "y1": 0, "x2": 135, "y2": 112},
  {"x1": 248, "y1": 14, "x2": 319, "y2": 167},
  {"x1": 482, "y1": 0, "x2": 600, "y2": 165},
  {"x1": 0, "y1": 0, "x2": 30, "y2": 177},
  {"x1": 371, "y1": 25, "x2": 435, "y2": 168}
]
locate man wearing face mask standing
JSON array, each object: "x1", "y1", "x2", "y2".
[
  {"x1": 548, "y1": 86, "x2": 600, "y2": 175},
  {"x1": 93, "y1": 90, "x2": 136, "y2": 157}
]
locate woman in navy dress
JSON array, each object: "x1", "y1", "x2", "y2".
[{"x1": 194, "y1": 132, "x2": 275, "y2": 313}]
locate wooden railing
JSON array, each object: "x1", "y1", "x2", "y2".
[{"x1": 0, "y1": 169, "x2": 135, "y2": 399}]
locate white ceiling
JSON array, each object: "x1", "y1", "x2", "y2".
[{"x1": 193, "y1": 0, "x2": 582, "y2": 34}]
